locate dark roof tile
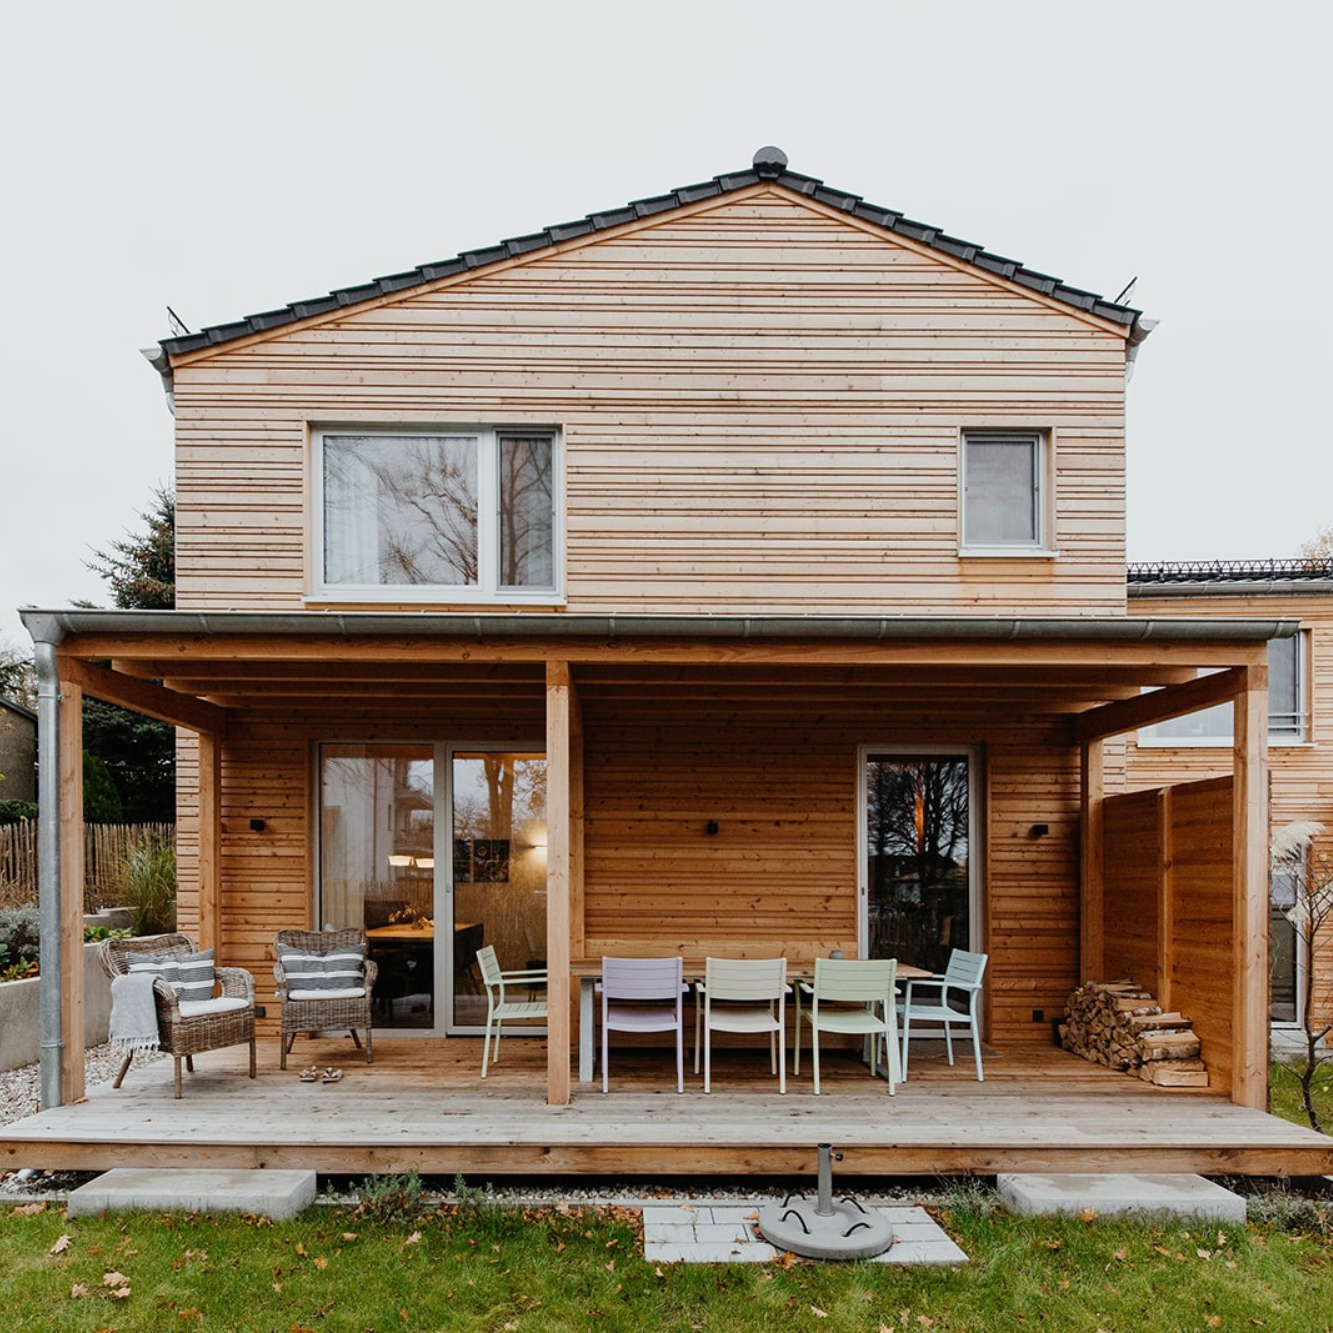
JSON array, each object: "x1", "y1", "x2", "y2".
[{"x1": 156, "y1": 152, "x2": 1146, "y2": 365}]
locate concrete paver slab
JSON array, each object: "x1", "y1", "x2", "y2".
[
  {"x1": 68, "y1": 1168, "x2": 317, "y2": 1221},
  {"x1": 997, "y1": 1173, "x2": 1246, "y2": 1223}
]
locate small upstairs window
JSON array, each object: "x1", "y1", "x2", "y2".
[
  {"x1": 961, "y1": 431, "x2": 1048, "y2": 552},
  {"x1": 316, "y1": 428, "x2": 558, "y2": 601}
]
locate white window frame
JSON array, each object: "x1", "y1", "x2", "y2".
[
  {"x1": 959, "y1": 429, "x2": 1055, "y2": 557},
  {"x1": 309, "y1": 425, "x2": 563, "y2": 604},
  {"x1": 1136, "y1": 631, "x2": 1311, "y2": 748}
]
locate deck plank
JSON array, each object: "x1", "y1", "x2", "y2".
[{"x1": 2, "y1": 1040, "x2": 1328, "y2": 1177}]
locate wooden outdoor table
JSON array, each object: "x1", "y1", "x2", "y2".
[{"x1": 572, "y1": 959, "x2": 933, "y2": 1084}]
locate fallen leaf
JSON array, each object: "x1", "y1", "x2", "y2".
[
  {"x1": 102, "y1": 1271, "x2": 130, "y2": 1287},
  {"x1": 917, "y1": 1318, "x2": 936, "y2": 1329},
  {"x1": 1114, "y1": 1247, "x2": 1128, "y2": 1261},
  {"x1": 341, "y1": 1232, "x2": 358, "y2": 1242},
  {"x1": 49, "y1": 1234, "x2": 72, "y2": 1255},
  {"x1": 654, "y1": 1266, "x2": 665, "y2": 1278},
  {"x1": 11, "y1": 1202, "x2": 45, "y2": 1216},
  {"x1": 178, "y1": 1310, "x2": 202, "y2": 1321},
  {"x1": 109, "y1": 1286, "x2": 132, "y2": 1300},
  {"x1": 405, "y1": 1231, "x2": 422, "y2": 1246},
  {"x1": 811, "y1": 1306, "x2": 828, "y2": 1318},
  {"x1": 272, "y1": 1283, "x2": 282, "y2": 1293},
  {"x1": 1197, "y1": 1248, "x2": 1213, "y2": 1260},
  {"x1": 295, "y1": 1243, "x2": 308, "y2": 1256},
  {"x1": 1079, "y1": 1207, "x2": 1098, "y2": 1224},
  {"x1": 314, "y1": 1255, "x2": 328, "y2": 1270},
  {"x1": 399, "y1": 1311, "x2": 408, "y2": 1323},
  {"x1": 1205, "y1": 1318, "x2": 1221, "y2": 1329},
  {"x1": 605, "y1": 1259, "x2": 615, "y2": 1272},
  {"x1": 69, "y1": 1284, "x2": 87, "y2": 1299}
]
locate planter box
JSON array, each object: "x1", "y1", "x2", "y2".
[{"x1": 0, "y1": 942, "x2": 113, "y2": 1073}]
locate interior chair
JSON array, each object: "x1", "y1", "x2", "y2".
[
  {"x1": 273, "y1": 928, "x2": 377, "y2": 1069},
  {"x1": 898, "y1": 948, "x2": 988, "y2": 1081},
  {"x1": 477, "y1": 944, "x2": 548, "y2": 1077},
  {"x1": 794, "y1": 956, "x2": 900, "y2": 1095},
  {"x1": 694, "y1": 956, "x2": 788, "y2": 1094},
  {"x1": 599, "y1": 955, "x2": 687, "y2": 1093},
  {"x1": 99, "y1": 933, "x2": 256, "y2": 1099}
]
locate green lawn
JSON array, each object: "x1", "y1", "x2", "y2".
[
  {"x1": 1, "y1": 1194, "x2": 1331, "y2": 1332},
  {"x1": 1270, "y1": 1058, "x2": 1333, "y2": 1132}
]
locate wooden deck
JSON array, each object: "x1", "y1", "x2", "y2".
[{"x1": 4, "y1": 1038, "x2": 1330, "y2": 1178}]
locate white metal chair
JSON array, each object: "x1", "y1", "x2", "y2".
[
  {"x1": 599, "y1": 956, "x2": 687, "y2": 1093},
  {"x1": 897, "y1": 948, "x2": 988, "y2": 1081},
  {"x1": 794, "y1": 957, "x2": 900, "y2": 1095},
  {"x1": 477, "y1": 944, "x2": 548, "y2": 1077},
  {"x1": 694, "y1": 956, "x2": 788, "y2": 1094}
]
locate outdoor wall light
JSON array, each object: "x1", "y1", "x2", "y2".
[
  {"x1": 249, "y1": 818, "x2": 266, "y2": 833},
  {"x1": 1030, "y1": 823, "x2": 1050, "y2": 839},
  {"x1": 705, "y1": 820, "x2": 720, "y2": 836}
]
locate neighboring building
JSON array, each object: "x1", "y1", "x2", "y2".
[
  {"x1": 24, "y1": 148, "x2": 1282, "y2": 1117},
  {"x1": 1124, "y1": 559, "x2": 1333, "y2": 1033},
  {"x1": 0, "y1": 698, "x2": 36, "y2": 804}
]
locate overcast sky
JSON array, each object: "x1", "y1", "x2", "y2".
[{"x1": 2, "y1": 0, "x2": 1329, "y2": 652}]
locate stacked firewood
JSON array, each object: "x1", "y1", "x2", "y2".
[{"x1": 1060, "y1": 980, "x2": 1208, "y2": 1087}]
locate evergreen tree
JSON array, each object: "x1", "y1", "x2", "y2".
[{"x1": 88, "y1": 484, "x2": 175, "y2": 609}]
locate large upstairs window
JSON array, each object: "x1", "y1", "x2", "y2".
[{"x1": 316, "y1": 428, "x2": 558, "y2": 601}]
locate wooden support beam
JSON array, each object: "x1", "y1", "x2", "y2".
[
  {"x1": 57, "y1": 657, "x2": 227, "y2": 736},
  {"x1": 196, "y1": 731, "x2": 222, "y2": 953},
  {"x1": 1073, "y1": 666, "x2": 1248, "y2": 745},
  {"x1": 545, "y1": 662, "x2": 574, "y2": 1107},
  {"x1": 1079, "y1": 739, "x2": 1105, "y2": 983},
  {"x1": 1232, "y1": 666, "x2": 1270, "y2": 1110},
  {"x1": 58, "y1": 679, "x2": 85, "y2": 1105}
]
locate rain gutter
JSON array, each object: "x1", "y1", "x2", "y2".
[
  {"x1": 1130, "y1": 581, "x2": 1333, "y2": 599},
  {"x1": 20, "y1": 608, "x2": 1299, "y2": 648}
]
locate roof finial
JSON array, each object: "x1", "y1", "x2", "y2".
[{"x1": 752, "y1": 145, "x2": 788, "y2": 177}]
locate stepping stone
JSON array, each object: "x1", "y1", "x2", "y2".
[
  {"x1": 997, "y1": 1173, "x2": 1246, "y2": 1223},
  {"x1": 68, "y1": 1168, "x2": 317, "y2": 1221}
]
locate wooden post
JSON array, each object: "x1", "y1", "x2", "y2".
[
  {"x1": 1079, "y1": 738, "x2": 1105, "y2": 983},
  {"x1": 197, "y1": 731, "x2": 222, "y2": 953},
  {"x1": 545, "y1": 662, "x2": 574, "y2": 1106},
  {"x1": 1157, "y1": 787, "x2": 1174, "y2": 1011},
  {"x1": 1233, "y1": 665, "x2": 1270, "y2": 1110},
  {"x1": 58, "y1": 679, "x2": 85, "y2": 1105},
  {"x1": 570, "y1": 686, "x2": 585, "y2": 962}
]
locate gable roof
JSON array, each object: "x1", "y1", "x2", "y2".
[
  {"x1": 146, "y1": 145, "x2": 1149, "y2": 388},
  {"x1": 0, "y1": 697, "x2": 36, "y2": 724},
  {"x1": 1129, "y1": 559, "x2": 1333, "y2": 597}
]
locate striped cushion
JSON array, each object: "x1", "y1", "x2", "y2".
[
  {"x1": 128, "y1": 948, "x2": 215, "y2": 1004},
  {"x1": 278, "y1": 943, "x2": 366, "y2": 992}
]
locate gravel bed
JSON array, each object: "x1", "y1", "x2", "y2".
[{"x1": 0, "y1": 1043, "x2": 166, "y2": 1129}]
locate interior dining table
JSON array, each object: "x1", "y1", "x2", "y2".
[{"x1": 571, "y1": 959, "x2": 932, "y2": 1084}]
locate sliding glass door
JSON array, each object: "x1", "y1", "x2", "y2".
[
  {"x1": 318, "y1": 743, "x2": 546, "y2": 1034},
  {"x1": 860, "y1": 748, "x2": 977, "y2": 974}
]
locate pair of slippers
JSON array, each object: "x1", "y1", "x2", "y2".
[{"x1": 298, "y1": 1066, "x2": 343, "y2": 1084}]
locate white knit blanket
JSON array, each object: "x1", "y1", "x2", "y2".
[{"x1": 109, "y1": 973, "x2": 161, "y2": 1052}]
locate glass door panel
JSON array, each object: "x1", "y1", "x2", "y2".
[
  {"x1": 448, "y1": 751, "x2": 547, "y2": 1030},
  {"x1": 319, "y1": 743, "x2": 436, "y2": 1029},
  {"x1": 864, "y1": 752, "x2": 972, "y2": 975}
]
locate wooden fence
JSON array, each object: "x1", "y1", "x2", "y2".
[{"x1": 0, "y1": 823, "x2": 175, "y2": 911}]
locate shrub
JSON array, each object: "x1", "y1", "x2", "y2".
[
  {"x1": 0, "y1": 905, "x2": 41, "y2": 963},
  {"x1": 0, "y1": 801, "x2": 37, "y2": 825},
  {"x1": 356, "y1": 1169, "x2": 425, "y2": 1223},
  {"x1": 123, "y1": 839, "x2": 177, "y2": 936}
]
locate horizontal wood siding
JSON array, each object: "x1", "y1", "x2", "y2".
[
  {"x1": 171, "y1": 188, "x2": 1129, "y2": 618},
  {"x1": 1101, "y1": 789, "x2": 1162, "y2": 996}
]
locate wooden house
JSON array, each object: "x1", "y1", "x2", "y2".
[{"x1": 13, "y1": 148, "x2": 1327, "y2": 1177}]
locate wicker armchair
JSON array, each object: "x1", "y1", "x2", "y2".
[
  {"x1": 99, "y1": 933, "x2": 256, "y2": 1099},
  {"x1": 273, "y1": 929, "x2": 376, "y2": 1068}
]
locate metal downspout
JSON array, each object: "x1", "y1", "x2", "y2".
[{"x1": 33, "y1": 641, "x2": 62, "y2": 1110}]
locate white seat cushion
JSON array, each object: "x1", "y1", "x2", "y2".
[
  {"x1": 286, "y1": 986, "x2": 366, "y2": 1001},
  {"x1": 177, "y1": 996, "x2": 251, "y2": 1019}
]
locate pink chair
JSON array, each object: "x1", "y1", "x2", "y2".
[{"x1": 599, "y1": 956, "x2": 687, "y2": 1093}]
